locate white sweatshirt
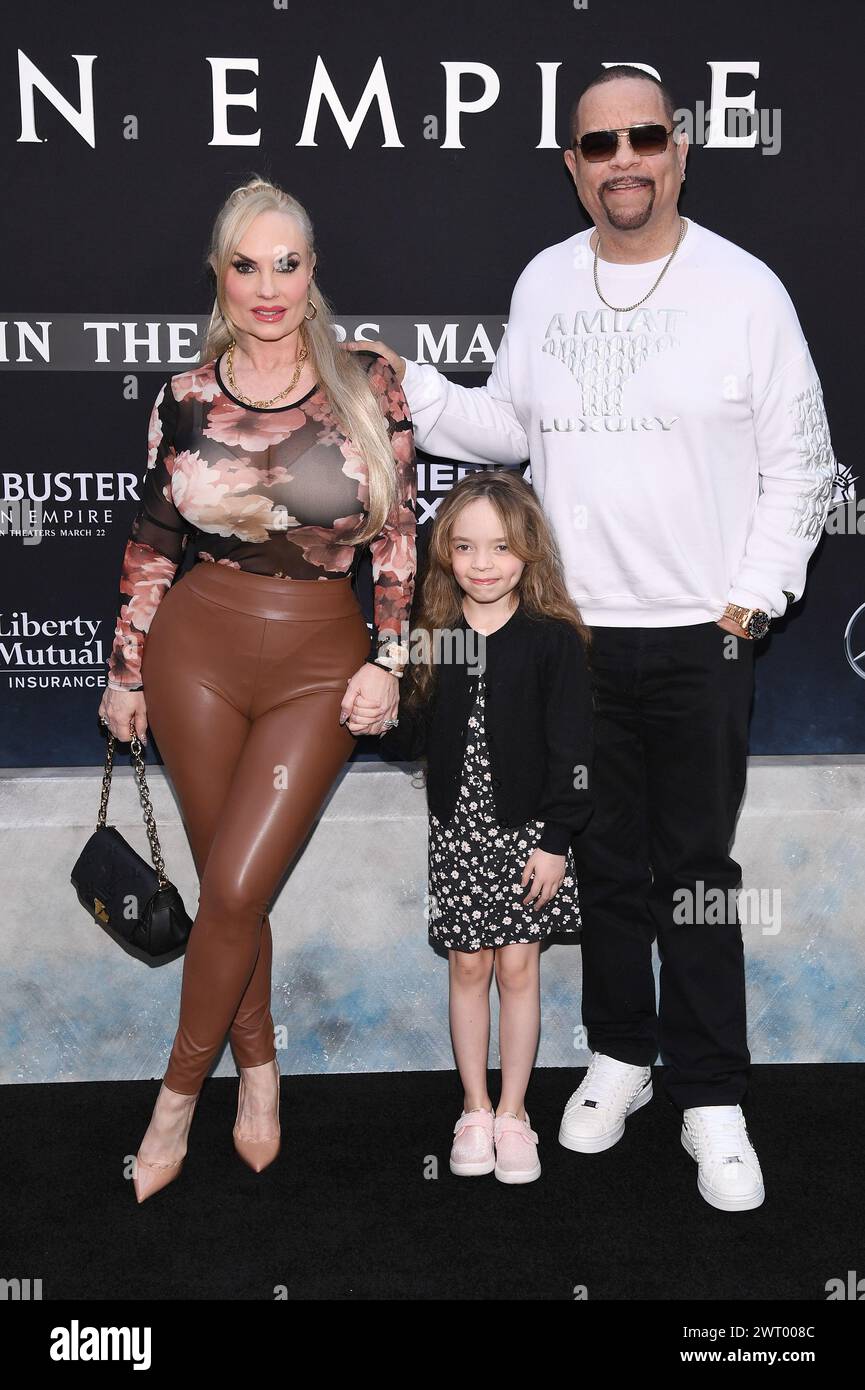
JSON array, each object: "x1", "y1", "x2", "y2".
[{"x1": 401, "y1": 217, "x2": 836, "y2": 625}]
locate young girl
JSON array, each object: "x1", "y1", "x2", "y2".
[{"x1": 356, "y1": 471, "x2": 593, "y2": 1184}]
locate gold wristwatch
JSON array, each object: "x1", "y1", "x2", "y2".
[
  {"x1": 366, "y1": 638, "x2": 410, "y2": 677},
  {"x1": 723, "y1": 603, "x2": 771, "y2": 640}
]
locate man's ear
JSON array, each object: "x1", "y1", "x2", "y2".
[{"x1": 676, "y1": 130, "x2": 689, "y2": 178}]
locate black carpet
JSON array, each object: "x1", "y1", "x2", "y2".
[{"x1": 3, "y1": 1064, "x2": 863, "y2": 1302}]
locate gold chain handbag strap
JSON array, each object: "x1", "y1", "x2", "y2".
[{"x1": 97, "y1": 719, "x2": 170, "y2": 889}]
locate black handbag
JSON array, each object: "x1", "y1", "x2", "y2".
[{"x1": 70, "y1": 722, "x2": 194, "y2": 958}]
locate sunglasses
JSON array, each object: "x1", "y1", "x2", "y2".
[{"x1": 574, "y1": 123, "x2": 674, "y2": 163}]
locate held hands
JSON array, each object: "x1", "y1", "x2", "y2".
[
  {"x1": 98, "y1": 665, "x2": 396, "y2": 745},
  {"x1": 340, "y1": 662, "x2": 400, "y2": 737},
  {"x1": 520, "y1": 848, "x2": 567, "y2": 912},
  {"x1": 341, "y1": 339, "x2": 406, "y2": 384},
  {"x1": 97, "y1": 687, "x2": 148, "y2": 744}
]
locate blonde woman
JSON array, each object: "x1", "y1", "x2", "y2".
[{"x1": 98, "y1": 176, "x2": 417, "y2": 1202}]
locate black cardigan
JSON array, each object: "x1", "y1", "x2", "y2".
[{"x1": 378, "y1": 605, "x2": 594, "y2": 855}]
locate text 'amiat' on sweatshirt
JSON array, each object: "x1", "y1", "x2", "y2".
[{"x1": 401, "y1": 217, "x2": 837, "y2": 626}]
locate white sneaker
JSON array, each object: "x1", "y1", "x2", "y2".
[
  {"x1": 681, "y1": 1105, "x2": 765, "y2": 1211},
  {"x1": 558, "y1": 1052, "x2": 653, "y2": 1153}
]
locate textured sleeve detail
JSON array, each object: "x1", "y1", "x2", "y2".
[{"x1": 727, "y1": 353, "x2": 836, "y2": 615}]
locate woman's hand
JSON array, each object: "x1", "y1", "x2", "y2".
[
  {"x1": 340, "y1": 662, "x2": 400, "y2": 737},
  {"x1": 520, "y1": 848, "x2": 567, "y2": 912},
  {"x1": 97, "y1": 687, "x2": 149, "y2": 744},
  {"x1": 341, "y1": 339, "x2": 406, "y2": 384}
]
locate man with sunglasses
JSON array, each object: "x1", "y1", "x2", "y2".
[{"x1": 349, "y1": 66, "x2": 835, "y2": 1212}]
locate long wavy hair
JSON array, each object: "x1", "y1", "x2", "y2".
[
  {"x1": 404, "y1": 469, "x2": 590, "y2": 711},
  {"x1": 200, "y1": 175, "x2": 397, "y2": 543}
]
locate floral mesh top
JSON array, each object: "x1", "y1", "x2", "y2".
[{"x1": 106, "y1": 349, "x2": 417, "y2": 690}]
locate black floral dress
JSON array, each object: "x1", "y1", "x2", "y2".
[{"x1": 427, "y1": 674, "x2": 581, "y2": 952}]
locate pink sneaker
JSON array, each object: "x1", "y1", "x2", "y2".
[
  {"x1": 494, "y1": 1111, "x2": 541, "y2": 1184},
  {"x1": 449, "y1": 1107, "x2": 496, "y2": 1176}
]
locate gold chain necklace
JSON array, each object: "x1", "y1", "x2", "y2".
[
  {"x1": 225, "y1": 333, "x2": 309, "y2": 408},
  {"x1": 592, "y1": 217, "x2": 688, "y2": 313}
]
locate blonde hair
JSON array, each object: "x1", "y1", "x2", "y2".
[
  {"x1": 404, "y1": 469, "x2": 590, "y2": 710},
  {"x1": 200, "y1": 175, "x2": 397, "y2": 543}
]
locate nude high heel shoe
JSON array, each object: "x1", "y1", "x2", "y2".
[
  {"x1": 133, "y1": 1152, "x2": 186, "y2": 1204},
  {"x1": 233, "y1": 1056, "x2": 281, "y2": 1172},
  {"x1": 133, "y1": 1086, "x2": 198, "y2": 1204}
]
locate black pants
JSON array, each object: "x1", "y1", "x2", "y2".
[{"x1": 570, "y1": 621, "x2": 755, "y2": 1112}]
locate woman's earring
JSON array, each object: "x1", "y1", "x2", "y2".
[{"x1": 305, "y1": 298, "x2": 318, "y2": 321}]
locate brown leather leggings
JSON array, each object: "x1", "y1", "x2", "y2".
[{"x1": 140, "y1": 560, "x2": 370, "y2": 1094}]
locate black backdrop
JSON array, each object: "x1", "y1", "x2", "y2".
[{"x1": 1, "y1": 0, "x2": 862, "y2": 765}]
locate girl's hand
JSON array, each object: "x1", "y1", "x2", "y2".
[
  {"x1": 341, "y1": 339, "x2": 406, "y2": 384},
  {"x1": 340, "y1": 662, "x2": 399, "y2": 737},
  {"x1": 520, "y1": 848, "x2": 566, "y2": 911},
  {"x1": 97, "y1": 687, "x2": 148, "y2": 744}
]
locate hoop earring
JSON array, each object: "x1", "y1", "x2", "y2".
[{"x1": 305, "y1": 298, "x2": 318, "y2": 321}]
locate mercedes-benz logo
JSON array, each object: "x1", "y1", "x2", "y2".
[{"x1": 844, "y1": 601, "x2": 865, "y2": 680}]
